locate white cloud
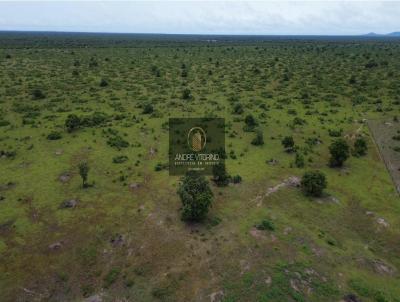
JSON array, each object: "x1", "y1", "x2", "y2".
[{"x1": 0, "y1": 1, "x2": 399, "y2": 34}]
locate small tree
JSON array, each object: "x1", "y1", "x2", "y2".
[
  {"x1": 251, "y1": 130, "x2": 264, "y2": 146},
  {"x1": 329, "y1": 138, "x2": 350, "y2": 167},
  {"x1": 99, "y1": 79, "x2": 108, "y2": 87},
  {"x1": 142, "y1": 103, "x2": 154, "y2": 114},
  {"x1": 244, "y1": 114, "x2": 257, "y2": 131},
  {"x1": 301, "y1": 170, "x2": 327, "y2": 197},
  {"x1": 65, "y1": 114, "x2": 81, "y2": 132},
  {"x1": 233, "y1": 103, "x2": 244, "y2": 114},
  {"x1": 282, "y1": 136, "x2": 295, "y2": 152},
  {"x1": 294, "y1": 152, "x2": 305, "y2": 168},
  {"x1": 78, "y1": 161, "x2": 89, "y2": 188},
  {"x1": 353, "y1": 137, "x2": 367, "y2": 157},
  {"x1": 178, "y1": 172, "x2": 213, "y2": 222},
  {"x1": 32, "y1": 89, "x2": 45, "y2": 100},
  {"x1": 47, "y1": 131, "x2": 62, "y2": 140},
  {"x1": 182, "y1": 88, "x2": 192, "y2": 100},
  {"x1": 212, "y1": 162, "x2": 229, "y2": 187}
]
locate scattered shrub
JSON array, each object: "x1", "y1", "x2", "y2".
[
  {"x1": 65, "y1": 114, "x2": 81, "y2": 132},
  {"x1": 244, "y1": 114, "x2": 257, "y2": 131},
  {"x1": 0, "y1": 120, "x2": 10, "y2": 127},
  {"x1": 0, "y1": 150, "x2": 16, "y2": 159},
  {"x1": 100, "y1": 79, "x2": 108, "y2": 87},
  {"x1": 142, "y1": 103, "x2": 154, "y2": 114},
  {"x1": 181, "y1": 69, "x2": 188, "y2": 77},
  {"x1": 251, "y1": 130, "x2": 264, "y2": 146},
  {"x1": 328, "y1": 128, "x2": 342, "y2": 137},
  {"x1": 107, "y1": 135, "x2": 129, "y2": 149},
  {"x1": 182, "y1": 88, "x2": 192, "y2": 100},
  {"x1": 233, "y1": 103, "x2": 244, "y2": 114},
  {"x1": 112, "y1": 155, "x2": 128, "y2": 163},
  {"x1": 78, "y1": 161, "x2": 89, "y2": 188},
  {"x1": 212, "y1": 162, "x2": 229, "y2": 186},
  {"x1": 31, "y1": 89, "x2": 45, "y2": 100},
  {"x1": 47, "y1": 131, "x2": 62, "y2": 140},
  {"x1": 154, "y1": 162, "x2": 168, "y2": 171},
  {"x1": 392, "y1": 135, "x2": 400, "y2": 141},
  {"x1": 353, "y1": 137, "x2": 368, "y2": 157},
  {"x1": 295, "y1": 152, "x2": 305, "y2": 168},
  {"x1": 329, "y1": 138, "x2": 350, "y2": 167},
  {"x1": 292, "y1": 117, "x2": 306, "y2": 126},
  {"x1": 82, "y1": 112, "x2": 108, "y2": 127},
  {"x1": 282, "y1": 136, "x2": 295, "y2": 152},
  {"x1": 256, "y1": 219, "x2": 275, "y2": 231},
  {"x1": 365, "y1": 60, "x2": 378, "y2": 69},
  {"x1": 301, "y1": 170, "x2": 327, "y2": 197}
]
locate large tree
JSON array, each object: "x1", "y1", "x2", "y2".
[{"x1": 178, "y1": 172, "x2": 213, "y2": 222}]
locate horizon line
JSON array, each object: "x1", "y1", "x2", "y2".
[{"x1": 0, "y1": 29, "x2": 399, "y2": 37}]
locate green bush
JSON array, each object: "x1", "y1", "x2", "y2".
[
  {"x1": 0, "y1": 150, "x2": 16, "y2": 159},
  {"x1": 47, "y1": 131, "x2": 62, "y2": 140},
  {"x1": 78, "y1": 161, "x2": 90, "y2": 188},
  {"x1": 112, "y1": 155, "x2": 128, "y2": 163},
  {"x1": 81, "y1": 112, "x2": 108, "y2": 127},
  {"x1": 142, "y1": 103, "x2": 154, "y2": 114},
  {"x1": 244, "y1": 114, "x2": 257, "y2": 131},
  {"x1": 353, "y1": 137, "x2": 368, "y2": 157},
  {"x1": 301, "y1": 170, "x2": 327, "y2": 197},
  {"x1": 31, "y1": 89, "x2": 45, "y2": 100},
  {"x1": 329, "y1": 138, "x2": 349, "y2": 167},
  {"x1": 0, "y1": 120, "x2": 10, "y2": 127},
  {"x1": 178, "y1": 172, "x2": 213, "y2": 222},
  {"x1": 182, "y1": 88, "x2": 192, "y2": 100},
  {"x1": 282, "y1": 136, "x2": 295, "y2": 152},
  {"x1": 233, "y1": 103, "x2": 244, "y2": 114},
  {"x1": 295, "y1": 152, "x2": 305, "y2": 168},
  {"x1": 256, "y1": 219, "x2": 275, "y2": 231},
  {"x1": 65, "y1": 114, "x2": 81, "y2": 132},
  {"x1": 154, "y1": 162, "x2": 168, "y2": 171},
  {"x1": 292, "y1": 117, "x2": 306, "y2": 126},
  {"x1": 107, "y1": 135, "x2": 129, "y2": 149},
  {"x1": 251, "y1": 130, "x2": 264, "y2": 146},
  {"x1": 212, "y1": 162, "x2": 229, "y2": 186},
  {"x1": 99, "y1": 78, "x2": 108, "y2": 87},
  {"x1": 328, "y1": 128, "x2": 342, "y2": 137}
]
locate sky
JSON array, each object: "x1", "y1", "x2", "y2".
[{"x1": 0, "y1": 1, "x2": 399, "y2": 35}]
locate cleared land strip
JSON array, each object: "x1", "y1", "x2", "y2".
[{"x1": 367, "y1": 119, "x2": 400, "y2": 194}]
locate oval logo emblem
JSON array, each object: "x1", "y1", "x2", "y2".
[{"x1": 187, "y1": 127, "x2": 206, "y2": 152}]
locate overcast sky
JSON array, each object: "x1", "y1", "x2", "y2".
[{"x1": 0, "y1": 1, "x2": 399, "y2": 35}]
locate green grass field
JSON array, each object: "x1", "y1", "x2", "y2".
[{"x1": 0, "y1": 33, "x2": 399, "y2": 302}]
